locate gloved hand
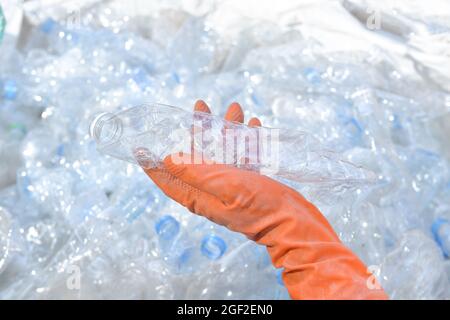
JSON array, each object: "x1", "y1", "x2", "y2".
[{"x1": 141, "y1": 100, "x2": 388, "y2": 300}]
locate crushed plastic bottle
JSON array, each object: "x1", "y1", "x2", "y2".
[{"x1": 90, "y1": 103, "x2": 376, "y2": 188}]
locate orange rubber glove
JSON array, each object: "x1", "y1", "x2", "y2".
[{"x1": 141, "y1": 100, "x2": 388, "y2": 300}]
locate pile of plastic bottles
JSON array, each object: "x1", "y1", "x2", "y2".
[{"x1": 0, "y1": 1, "x2": 449, "y2": 299}]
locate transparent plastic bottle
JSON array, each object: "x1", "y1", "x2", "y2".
[{"x1": 90, "y1": 103, "x2": 376, "y2": 187}]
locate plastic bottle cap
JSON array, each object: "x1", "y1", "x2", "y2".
[{"x1": 201, "y1": 234, "x2": 227, "y2": 260}]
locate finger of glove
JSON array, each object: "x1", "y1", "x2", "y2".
[
  {"x1": 194, "y1": 99, "x2": 211, "y2": 113},
  {"x1": 248, "y1": 117, "x2": 262, "y2": 127},
  {"x1": 222, "y1": 102, "x2": 244, "y2": 164}
]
